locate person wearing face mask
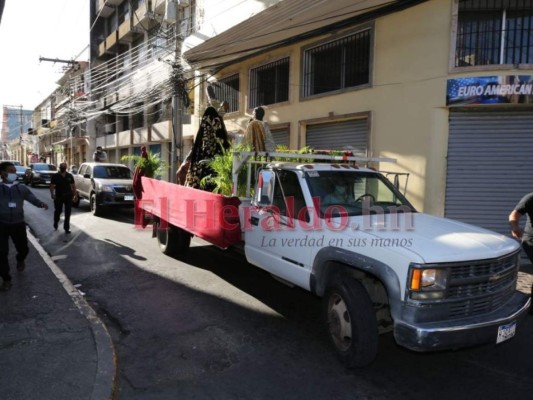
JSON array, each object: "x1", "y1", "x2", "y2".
[
  {"x1": 0, "y1": 162, "x2": 49, "y2": 291},
  {"x1": 50, "y1": 162, "x2": 77, "y2": 234},
  {"x1": 323, "y1": 180, "x2": 352, "y2": 205}
]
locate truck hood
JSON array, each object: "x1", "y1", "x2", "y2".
[
  {"x1": 96, "y1": 179, "x2": 133, "y2": 186},
  {"x1": 349, "y1": 212, "x2": 520, "y2": 264}
]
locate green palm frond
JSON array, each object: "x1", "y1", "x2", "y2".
[
  {"x1": 121, "y1": 151, "x2": 167, "y2": 178},
  {"x1": 201, "y1": 143, "x2": 251, "y2": 196}
]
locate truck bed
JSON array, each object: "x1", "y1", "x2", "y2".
[{"x1": 140, "y1": 177, "x2": 242, "y2": 249}]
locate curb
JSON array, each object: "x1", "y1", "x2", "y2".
[{"x1": 28, "y1": 233, "x2": 118, "y2": 400}]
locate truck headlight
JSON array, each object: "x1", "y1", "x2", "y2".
[
  {"x1": 99, "y1": 184, "x2": 114, "y2": 192},
  {"x1": 409, "y1": 264, "x2": 448, "y2": 300}
]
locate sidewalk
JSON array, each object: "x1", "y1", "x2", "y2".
[{"x1": 0, "y1": 231, "x2": 116, "y2": 400}]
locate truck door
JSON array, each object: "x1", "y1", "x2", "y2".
[
  {"x1": 245, "y1": 169, "x2": 316, "y2": 290},
  {"x1": 77, "y1": 164, "x2": 91, "y2": 197}
]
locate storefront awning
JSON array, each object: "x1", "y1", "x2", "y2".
[{"x1": 183, "y1": 0, "x2": 426, "y2": 71}]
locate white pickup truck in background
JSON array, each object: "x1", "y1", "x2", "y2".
[{"x1": 139, "y1": 152, "x2": 531, "y2": 367}]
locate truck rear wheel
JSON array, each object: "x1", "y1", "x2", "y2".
[
  {"x1": 156, "y1": 221, "x2": 191, "y2": 258},
  {"x1": 322, "y1": 275, "x2": 378, "y2": 368}
]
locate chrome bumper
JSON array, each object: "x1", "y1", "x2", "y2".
[{"x1": 394, "y1": 291, "x2": 531, "y2": 351}]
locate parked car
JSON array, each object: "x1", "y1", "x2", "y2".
[
  {"x1": 14, "y1": 165, "x2": 27, "y2": 182},
  {"x1": 0, "y1": 159, "x2": 22, "y2": 167},
  {"x1": 73, "y1": 162, "x2": 134, "y2": 216},
  {"x1": 25, "y1": 163, "x2": 57, "y2": 187}
]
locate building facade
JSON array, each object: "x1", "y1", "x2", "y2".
[
  {"x1": 83, "y1": 0, "x2": 533, "y2": 244},
  {"x1": 1, "y1": 106, "x2": 32, "y2": 161},
  {"x1": 181, "y1": 0, "x2": 533, "y2": 245}
]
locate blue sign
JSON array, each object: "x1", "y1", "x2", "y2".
[{"x1": 447, "y1": 75, "x2": 533, "y2": 106}]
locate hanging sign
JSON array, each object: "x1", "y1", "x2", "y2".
[{"x1": 446, "y1": 75, "x2": 533, "y2": 106}]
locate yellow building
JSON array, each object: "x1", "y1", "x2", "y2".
[{"x1": 183, "y1": 0, "x2": 533, "y2": 241}]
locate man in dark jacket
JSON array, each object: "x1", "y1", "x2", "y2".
[
  {"x1": 509, "y1": 192, "x2": 533, "y2": 265},
  {"x1": 0, "y1": 161, "x2": 48, "y2": 291},
  {"x1": 50, "y1": 162, "x2": 76, "y2": 234}
]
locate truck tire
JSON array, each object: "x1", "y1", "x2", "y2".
[
  {"x1": 90, "y1": 193, "x2": 102, "y2": 216},
  {"x1": 156, "y1": 221, "x2": 191, "y2": 258},
  {"x1": 322, "y1": 275, "x2": 378, "y2": 368}
]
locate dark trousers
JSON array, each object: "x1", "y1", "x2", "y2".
[
  {"x1": 0, "y1": 222, "x2": 29, "y2": 281},
  {"x1": 54, "y1": 194, "x2": 72, "y2": 231},
  {"x1": 522, "y1": 240, "x2": 533, "y2": 265}
]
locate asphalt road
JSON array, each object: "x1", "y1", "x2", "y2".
[{"x1": 24, "y1": 185, "x2": 533, "y2": 400}]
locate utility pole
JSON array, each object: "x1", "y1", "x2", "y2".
[
  {"x1": 171, "y1": 63, "x2": 184, "y2": 181},
  {"x1": 170, "y1": 5, "x2": 185, "y2": 182},
  {"x1": 39, "y1": 56, "x2": 81, "y2": 166}
]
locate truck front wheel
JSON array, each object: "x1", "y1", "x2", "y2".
[
  {"x1": 90, "y1": 193, "x2": 102, "y2": 216},
  {"x1": 156, "y1": 221, "x2": 191, "y2": 258},
  {"x1": 323, "y1": 275, "x2": 378, "y2": 368}
]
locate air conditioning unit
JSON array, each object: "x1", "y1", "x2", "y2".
[
  {"x1": 176, "y1": 0, "x2": 190, "y2": 7},
  {"x1": 105, "y1": 123, "x2": 115, "y2": 134}
]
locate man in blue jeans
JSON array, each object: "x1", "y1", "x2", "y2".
[
  {"x1": 0, "y1": 161, "x2": 49, "y2": 291},
  {"x1": 50, "y1": 162, "x2": 77, "y2": 234}
]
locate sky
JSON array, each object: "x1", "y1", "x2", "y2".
[{"x1": 0, "y1": 0, "x2": 90, "y2": 113}]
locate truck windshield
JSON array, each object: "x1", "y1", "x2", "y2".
[
  {"x1": 35, "y1": 164, "x2": 56, "y2": 171},
  {"x1": 94, "y1": 166, "x2": 132, "y2": 179},
  {"x1": 306, "y1": 171, "x2": 415, "y2": 217}
]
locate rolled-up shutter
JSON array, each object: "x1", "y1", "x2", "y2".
[
  {"x1": 306, "y1": 119, "x2": 368, "y2": 155},
  {"x1": 445, "y1": 109, "x2": 533, "y2": 262}
]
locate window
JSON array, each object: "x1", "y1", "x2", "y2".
[
  {"x1": 249, "y1": 57, "x2": 289, "y2": 108},
  {"x1": 272, "y1": 170, "x2": 308, "y2": 222},
  {"x1": 94, "y1": 166, "x2": 132, "y2": 179},
  {"x1": 302, "y1": 29, "x2": 371, "y2": 97},
  {"x1": 212, "y1": 74, "x2": 240, "y2": 113},
  {"x1": 455, "y1": 0, "x2": 533, "y2": 67}
]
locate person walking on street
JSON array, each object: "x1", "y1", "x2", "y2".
[
  {"x1": 50, "y1": 162, "x2": 77, "y2": 234},
  {"x1": 0, "y1": 161, "x2": 49, "y2": 291},
  {"x1": 509, "y1": 192, "x2": 533, "y2": 265}
]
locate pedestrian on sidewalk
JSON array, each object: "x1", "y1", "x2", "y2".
[
  {"x1": 509, "y1": 192, "x2": 533, "y2": 312},
  {"x1": 50, "y1": 162, "x2": 77, "y2": 234},
  {"x1": 0, "y1": 161, "x2": 49, "y2": 291},
  {"x1": 509, "y1": 192, "x2": 533, "y2": 265}
]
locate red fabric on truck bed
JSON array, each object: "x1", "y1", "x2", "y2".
[{"x1": 140, "y1": 177, "x2": 242, "y2": 248}]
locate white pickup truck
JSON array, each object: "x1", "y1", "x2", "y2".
[{"x1": 139, "y1": 151, "x2": 530, "y2": 367}]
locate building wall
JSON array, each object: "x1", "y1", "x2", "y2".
[{"x1": 203, "y1": 0, "x2": 531, "y2": 215}]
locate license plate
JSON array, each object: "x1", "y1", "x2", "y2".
[
  {"x1": 45, "y1": 180, "x2": 50, "y2": 184},
  {"x1": 124, "y1": 195, "x2": 134, "y2": 201},
  {"x1": 496, "y1": 321, "x2": 516, "y2": 344}
]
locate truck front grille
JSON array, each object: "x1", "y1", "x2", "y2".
[
  {"x1": 445, "y1": 253, "x2": 519, "y2": 318},
  {"x1": 114, "y1": 185, "x2": 132, "y2": 193}
]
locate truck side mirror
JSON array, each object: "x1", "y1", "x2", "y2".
[{"x1": 254, "y1": 170, "x2": 275, "y2": 206}]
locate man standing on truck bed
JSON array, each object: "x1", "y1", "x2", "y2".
[
  {"x1": 93, "y1": 146, "x2": 107, "y2": 162},
  {"x1": 50, "y1": 162, "x2": 76, "y2": 234}
]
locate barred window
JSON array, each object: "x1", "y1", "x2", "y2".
[
  {"x1": 302, "y1": 29, "x2": 371, "y2": 97},
  {"x1": 455, "y1": 0, "x2": 533, "y2": 67},
  {"x1": 249, "y1": 57, "x2": 289, "y2": 108},
  {"x1": 212, "y1": 74, "x2": 240, "y2": 113}
]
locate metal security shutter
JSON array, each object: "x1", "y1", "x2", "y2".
[
  {"x1": 445, "y1": 110, "x2": 533, "y2": 261},
  {"x1": 271, "y1": 126, "x2": 290, "y2": 147},
  {"x1": 306, "y1": 119, "x2": 368, "y2": 155}
]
